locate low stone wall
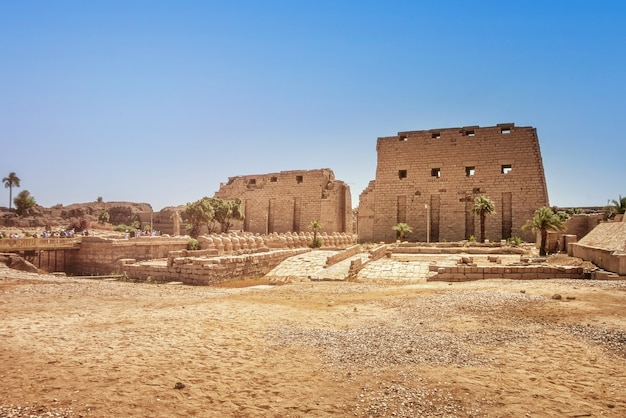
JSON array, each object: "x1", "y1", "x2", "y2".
[
  {"x1": 428, "y1": 265, "x2": 585, "y2": 282},
  {"x1": 66, "y1": 236, "x2": 189, "y2": 276},
  {"x1": 325, "y1": 245, "x2": 361, "y2": 267},
  {"x1": 122, "y1": 248, "x2": 310, "y2": 285},
  {"x1": 392, "y1": 243, "x2": 525, "y2": 255},
  {"x1": 569, "y1": 221, "x2": 626, "y2": 276},
  {"x1": 369, "y1": 244, "x2": 389, "y2": 261},
  {"x1": 347, "y1": 244, "x2": 388, "y2": 279},
  {"x1": 570, "y1": 244, "x2": 626, "y2": 276}
]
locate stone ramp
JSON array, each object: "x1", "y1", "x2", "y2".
[{"x1": 577, "y1": 222, "x2": 626, "y2": 253}]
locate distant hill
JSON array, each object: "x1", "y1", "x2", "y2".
[{"x1": 0, "y1": 201, "x2": 153, "y2": 230}]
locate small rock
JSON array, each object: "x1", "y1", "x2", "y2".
[
  {"x1": 551, "y1": 294, "x2": 562, "y2": 300},
  {"x1": 174, "y1": 382, "x2": 185, "y2": 390},
  {"x1": 520, "y1": 290, "x2": 526, "y2": 294}
]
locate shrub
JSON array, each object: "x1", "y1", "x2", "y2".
[
  {"x1": 188, "y1": 238, "x2": 199, "y2": 250},
  {"x1": 308, "y1": 237, "x2": 322, "y2": 248},
  {"x1": 98, "y1": 210, "x2": 110, "y2": 224},
  {"x1": 468, "y1": 235, "x2": 477, "y2": 242},
  {"x1": 508, "y1": 236, "x2": 522, "y2": 246},
  {"x1": 113, "y1": 223, "x2": 133, "y2": 232}
]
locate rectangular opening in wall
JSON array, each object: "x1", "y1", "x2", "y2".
[
  {"x1": 398, "y1": 170, "x2": 407, "y2": 179},
  {"x1": 502, "y1": 192, "x2": 512, "y2": 239},
  {"x1": 296, "y1": 175, "x2": 303, "y2": 183},
  {"x1": 270, "y1": 176, "x2": 277, "y2": 182},
  {"x1": 399, "y1": 135, "x2": 408, "y2": 141},
  {"x1": 431, "y1": 168, "x2": 441, "y2": 178},
  {"x1": 465, "y1": 166, "x2": 475, "y2": 177},
  {"x1": 501, "y1": 128, "x2": 511, "y2": 134},
  {"x1": 501, "y1": 164, "x2": 512, "y2": 174},
  {"x1": 432, "y1": 132, "x2": 440, "y2": 139},
  {"x1": 248, "y1": 179, "x2": 256, "y2": 185},
  {"x1": 464, "y1": 130, "x2": 475, "y2": 137}
]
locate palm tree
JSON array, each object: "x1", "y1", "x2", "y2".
[
  {"x1": 472, "y1": 195, "x2": 495, "y2": 243},
  {"x1": 2, "y1": 172, "x2": 21, "y2": 211},
  {"x1": 522, "y1": 207, "x2": 566, "y2": 256},
  {"x1": 308, "y1": 220, "x2": 323, "y2": 248},
  {"x1": 611, "y1": 194, "x2": 626, "y2": 215},
  {"x1": 392, "y1": 222, "x2": 413, "y2": 241}
]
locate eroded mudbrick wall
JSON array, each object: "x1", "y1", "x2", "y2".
[
  {"x1": 358, "y1": 123, "x2": 549, "y2": 243},
  {"x1": 214, "y1": 168, "x2": 352, "y2": 234}
]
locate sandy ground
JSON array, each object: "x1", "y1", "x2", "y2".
[{"x1": 1, "y1": 265, "x2": 625, "y2": 417}]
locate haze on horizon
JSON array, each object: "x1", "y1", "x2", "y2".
[{"x1": 1, "y1": 1, "x2": 625, "y2": 211}]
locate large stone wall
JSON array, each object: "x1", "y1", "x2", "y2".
[
  {"x1": 214, "y1": 168, "x2": 352, "y2": 235},
  {"x1": 358, "y1": 123, "x2": 549, "y2": 243}
]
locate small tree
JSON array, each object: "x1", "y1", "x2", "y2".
[
  {"x1": 211, "y1": 197, "x2": 244, "y2": 233},
  {"x1": 13, "y1": 190, "x2": 36, "y2": 216},
  {"x1": 184, "y1": 197, "x2": 215, "y2": 238},
  {"x1": 472, "y1": 195, "x2": 495, "y2": 243},
  {"x1": 392, "y1": 222, "x2": 413, "y2": 241},
  {"x1": 522, "y1": 207, "x2": 566, "y2": 256},
  {"x1": 610, "y1": 194, "x2": 626, "y2": 215},
  {"x1": 2, "y1": 172, "x2": 21, "y2": 211},
  {"x1": 308, "y1": 220, "x2": 323, "y2": 248},
  {"x1": 98, "y1": 210, "x2": 110, "y2": 224}
]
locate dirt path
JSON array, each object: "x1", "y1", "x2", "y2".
[{"x1": 1, "y1": 268, "x2": 625, "y2": 417}]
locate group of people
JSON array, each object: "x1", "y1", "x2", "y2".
[
  {"x1": 124, "y1": 229, "x2": 161, "y2": 239},
  {"x1": 1, "y1": 229, "x2": 94, "y2": 239}
]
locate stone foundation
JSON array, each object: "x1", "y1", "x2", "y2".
[
  {"x1": 428, "y1": 265, "x2": 585, "y2": 282},
  {"x1": 122, "y1": 248, "x2": 310, "y2": 285}
]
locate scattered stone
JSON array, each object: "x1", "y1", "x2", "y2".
[
  {"x1": 174, "y1": 382, "x2": 185, "y2": 390},
  {"x1": 552, "y1": 294, "x2": 562, "y2": 300},
  {"x1": 520, "y1": 290, "x2": 526, "y2": 294}
]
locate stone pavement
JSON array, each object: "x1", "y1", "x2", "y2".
[
  {"x1": 266, "y1": 251, "x2": 526, "y2": 283},
  {"x1": 265, "y1": 250, "x2": 369, "y2": 281},
  {"x1": 266, "y1": 250, "x2": 457, "y2": 283}
]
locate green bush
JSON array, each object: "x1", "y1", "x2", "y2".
[
  {"x1": 508, "y1": 236, "x2": 523, "y2": 246},
  {"x1": 188, "y1": 238, "x2": 199, "y2": 250},
  {"x1": 113, "y1": 223, "x2": 133, "y2": 232},
  {"x1": 308, "y1": 237, "x2": 322, "y2": 248}
]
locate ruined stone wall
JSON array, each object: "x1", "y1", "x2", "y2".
[
  {"x1": 122, "y1": 248, "x2": 310, "y2": 285},
  {"x1": 214, "y1": 168, "x2": 352, "y2": 235},
  {"x1": 66, "y1": 236, "x2": 189, "y2": 275},
  {"x1": 428, "y1": 265, "x2": 584, "y2": 282},
  {"x1": 358, "y1": 123, "x2": 549, "y2": 243}
]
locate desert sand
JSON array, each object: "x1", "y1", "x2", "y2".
[{"x1": 1, "y1": 264, "x2": 625, "y2": 417}]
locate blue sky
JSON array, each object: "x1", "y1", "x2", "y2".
[{"x1": 1, "y1": 1, "x2": 625, "y2": 211}]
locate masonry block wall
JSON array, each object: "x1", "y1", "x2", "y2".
[
  {"x1": 358, "y1": 123, "x2": 549, "y2": 243},
  {"x1": 66, "y1": 236, "x2": 189, "y2": 275},
  {"x1": 214, "y1": 168, "x2": 352, "y2": 235}
]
